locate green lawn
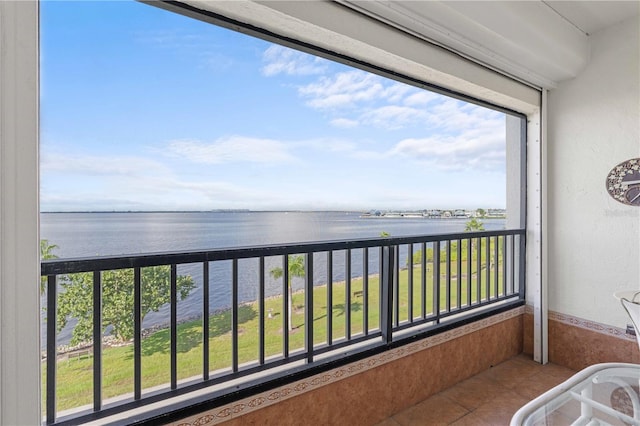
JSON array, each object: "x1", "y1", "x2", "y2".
[{"x1": 46, "y1": 239, "x2": 510, "y2": 413}]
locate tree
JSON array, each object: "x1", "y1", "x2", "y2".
[
  {"x1": 476, "y1": 208, "x2": 487, "y2": 218},
  {"x1": 269, "y1": 255, "x2": 305, "y2": 332},
  {"x1": 465, "y1": 217, "x2": 485, "y2": 232},
  {"x1": 40, "y1": 239, "x2": 59, "y2": 294},
  {"x1": 57, "y1": 266, "x2": 195, "y2": 345},
  {"x1": 465, "y1": 217, "x2": 485, "y2": 255}
]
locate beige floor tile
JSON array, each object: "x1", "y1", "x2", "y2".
[
  {"x1": 375, "y1": 356, "x2": 574, "y2": 426},
  {"x1": 512, "y1": 371, "x2": 571, "y2": 401},
  {"x1": 475, "y1": 357, "x2": 543, "y2": 390},
  {"x1": 392, "y1": 394, "x2": 469, "y2": 426},
  {"x1": 373, "y1": 417, "x2": 402, "y2": 426},
  {"x1": 448, "y1": 411, "x2": 493, "y2": 426},
  {"x1": 440, "y1": 375, "x2": 510, "y2": 411},
  {"x1": 459, "y1": 391, "x2": 530, "y2": 425}
]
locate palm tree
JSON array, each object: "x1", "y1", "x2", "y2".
[
  {"x1": 464, "y1": 217, "x2": 485, "y2": 232},
  {"x1": 269, "y1": 255, "x2": 305, "y2": 332},
  {"x1": 465, "y1": 217, "x2": 485, "y2": 256},
  {"x1": 40, "y1": 239, "x2": 59, "y2": 294}
]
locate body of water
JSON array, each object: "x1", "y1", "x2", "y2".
[{"x1": 41, "y1": 211, "x2": 506, "y2": 346}]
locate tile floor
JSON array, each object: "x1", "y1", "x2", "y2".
[{"x1": 375, "y1": 354, "x2": 576, "y2": 426}]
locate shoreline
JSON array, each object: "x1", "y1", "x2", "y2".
[
  {"x1": 47, "y1": 259, "x2": 488, "y2": 358},
  {"x1": 48, "y1": 278, "x2": 351, "y2": 359}
]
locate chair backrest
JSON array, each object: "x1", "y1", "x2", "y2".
[{"x1": 621, "y1": 297, "x2": 640, "y2": 351}]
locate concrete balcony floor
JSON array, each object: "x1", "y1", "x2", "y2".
[{"x1": 375, "y1": 354, "x2": 576, "y2": 426}]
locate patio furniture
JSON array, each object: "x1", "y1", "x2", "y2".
[
  {"x1": 615, "y1": 290, "x2": 640, "y2": 351},
  {"x1": 510, "y1": 363, "x2": 640, "y2": 425}
]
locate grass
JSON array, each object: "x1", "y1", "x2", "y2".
[{"x1": 46, "y1": 239, "x2": 511, "y2": 413}]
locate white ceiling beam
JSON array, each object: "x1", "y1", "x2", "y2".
[{"x1": 341, "y1": 0, "x2": 591, "y2": 89}]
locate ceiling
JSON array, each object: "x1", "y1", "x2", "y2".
[
  {"x1": 544, "y1": 1, "x2": 639, "y2": 35},
  {"x1": 339, "y1": 1, "x2": 639, "y2": 88}
]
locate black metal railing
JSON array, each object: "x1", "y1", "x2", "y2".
[{"x1": 42, "y1": 229, "x2": 525, "y2": 425}]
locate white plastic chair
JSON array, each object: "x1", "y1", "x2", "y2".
[{"x1": 615, "y1": 290, "x2": 640, "y2": 351}]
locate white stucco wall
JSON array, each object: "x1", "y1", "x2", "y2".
[{"x1": 547, "y1": 15, "x2": 640, "y2": 328}]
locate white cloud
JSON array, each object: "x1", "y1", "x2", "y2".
[
  {"x1": 382, "y1": 83, "x2": 414, "y2": 103},
  {"x1": 302, "y1": 138, "x2": 359, "y2": 153},
  {"x1": 360, "y1": 105, "x2": 429, "y2": 129},
  {"x1": 262, "y1": 45, "x2": 328, "y2": 76},
  {"x1": 296, "y1": 70, "x2": 453, "y2": 129},
  {"x1": 404, "y1": 91, "x2": 440, "y2": 106},
  {"x1": 330, "y1": 118, "x2": 359, "y2": 128},
  {"x1": 390, "y1": 131, "x2": 505, "y2": 172},
  {"x1": 426, "y1": 99, "x2": 503, "y2": 132},
  {"x1": 298, "y1": 70, "x2": 385, "y2": 109},
  {"x1": 41, "y1": 152, "x2": 170, "y2": 176},
  {"x1": 166, "y1": 136, "x2": 297, "y2": 164}
]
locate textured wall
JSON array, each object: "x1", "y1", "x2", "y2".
[
  {"x1": 547, "y1": 15, "x2": 640, "y2": 328},
  {"x1": 524, "y1": 310, "x2": 639, "y2": 370}
]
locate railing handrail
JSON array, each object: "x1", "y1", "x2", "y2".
[{"x1": 41, "y1": 228, "x2": 525, "y2": 274}]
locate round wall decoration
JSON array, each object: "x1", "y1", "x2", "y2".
[{"x1": 606, "y1": 158, "x2": 640, "y2": 206}]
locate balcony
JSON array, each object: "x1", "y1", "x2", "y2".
[
  {"x1": 42, "y1": 229, "x2": 525, "y2": 425},
  {"x1": 1, "y1": 1, "x2": 639, "y2": 425}
]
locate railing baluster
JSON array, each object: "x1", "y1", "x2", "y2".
[
  {"x1": 434, "y1": 241, "x2": 440, "y2": 321},
  {"x1": 491, "y1": 236, "x2": 500, "y2": 297},
  {"x1": 519, "y1": 234, "x2": 526, "y2": 299},
  {"x1": 446, "y1": 240, "x2": 451, "y2": 312},
  {"x1": 408, "y1": 243, "x2": 413, "y2": 322},
  {"x1": 421, "y1": 242, "x2": 426, "y2": 319},
  {"x1": 363, "y1": 247, "x2": 369, "y2": 336},
  {"x1": 283, "y1": 255, "x2": 289, "y2": 358},
  {"x1": 466, "y1": 237, "x2": 472, "y2": 306},
  {"x1": 46, "y1": 274, "x2": 57, "y2": 425},
  {"x1": 93, "y1": 270, "x2": 102, "y2": 411},
  {"x1": 232, "y1": 259, "x2": 239, "y2": 372},
  {"x1": 258, "y1": 257, "x2": 265, "y2": 365},
  {"x1": 457, "y1": 239, "x2": 462, "y2": 309},
  {"x1": 381, "y1": 245, "x2": 394, "y2": 344},
  {"x1": 305, "y1": 253, "x2": 314, "y2": 363},
  {"x1": 498, "y1": 236, "x2": 509, "y2": 296},
  {"x1": 511, "y1": 234, "x2": 516, "y2": 295},
  {"x1": 203, "y1": 262, "x2": 210, "y2": 378},
  {"x1": 485, "y1": 237, "x2": 491, "y2": 299},
  {"x1": 379, "y1": 247, "x2": 383, "y2": 331},
  {"x1": 393, "y1": 245, "x2": 399, "y2": 327},
  {"x1": 476, "y1": 237, "x2": 482, "y2": 303},
  {"x1": 432, "y1": 241, "x2": 440, "y2": 323},
  {"x1": 170, "y1": 265, "x2": 177, "y2": 389},
  {"x1": 346, "y1": 248, "x2": 351, "y2": 340},
  {"x1": 134, "y1": 267, "x2": 142, "y2": 399},
  {"x1": 327, "y1": 251, "x2": 333, "y2": 346}
]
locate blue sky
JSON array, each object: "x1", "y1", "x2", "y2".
[{"x1": 40, "y1": 1, "x2": 507, "y2": 212}]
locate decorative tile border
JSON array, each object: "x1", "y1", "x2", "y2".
[
  {"x1": 524, "y1": 304, "x2": 635, "y2": 342},
  {"x1": 172, "y1": 306, "x2": 524, "y2": 425},
  {"x1": 549, "y1": 310, "x2": 636, "y2": 342}
]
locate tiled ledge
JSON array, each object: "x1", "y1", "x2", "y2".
[
  {"x1": 524, "y1": 304, "x2": 635, "y2": 342},
  {"x1": 524, "y1": 304, "x2": 639, "y2": 371}
]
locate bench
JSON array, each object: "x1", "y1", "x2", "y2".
[{"x1": 67, "y1": 348, "x2": 92, "y2": 362}]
